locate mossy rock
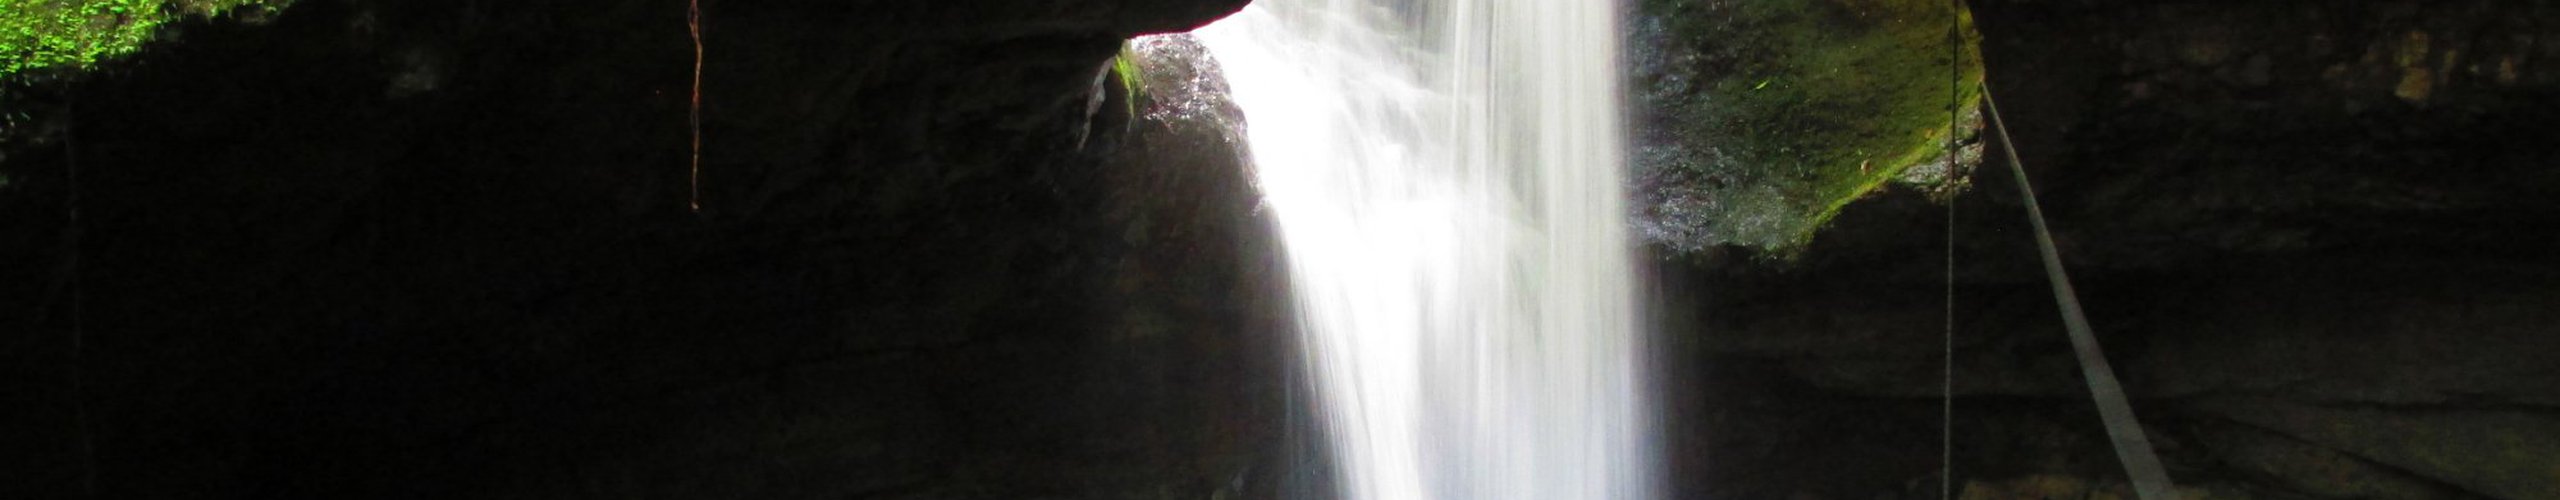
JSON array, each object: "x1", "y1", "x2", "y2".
[
  {"x1": 1631, "y1": 0, "x2": 1982, "y2": 255},
  {"x1": 1, "y1": 0, "x2": 290, "y2": 82}
]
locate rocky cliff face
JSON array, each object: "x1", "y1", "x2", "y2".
[
  {"x1": 8, "y1": 0, "x2": 2556, "y2": 499},
  {"x1": 1660, "y1": 1, "x2": 2560, "y2": 498},
  {"x1": 0, "y1": 1, "x2": 1287, "y2": 498}
]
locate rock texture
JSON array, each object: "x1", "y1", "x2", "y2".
[
  {"x1": 1661, "y1": 0, "x2": 2560, "y2": 498},
  {"x1": 1631, "y1": 0, "x2": 1983, "y2": 253},
  {"x1": 7, "y1": 0, "x2": 2558, "y2": 499},
  {"x1": 0, "y1": 0, "x2": 1284, "y2": 498}
]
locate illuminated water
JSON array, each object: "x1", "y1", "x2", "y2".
[{"x1": 1193, "y1": 1, "x2": 1653, "y2": 498}]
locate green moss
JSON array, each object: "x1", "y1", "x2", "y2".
[
  {"x1": 1635, "y1": 0, "x2": 1981, "y2": 252},
  {"x1": 1, "y1": 0, "x2": 291, "y2": 82},
  {"x1": 1111, "y1": 41, "x2": 1144, "y2": 121}
]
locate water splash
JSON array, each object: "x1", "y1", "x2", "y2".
[{"x1": 1192, "y1": 1, "x2": 1654, "y2": 498}]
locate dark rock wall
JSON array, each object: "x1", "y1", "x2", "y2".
[
  {"x1": 0, "y1": 0, "x2": 1286, "y2": 499},
  {"x1": 1662, "y1": 0, "x2": 2560, "y2": 498}
]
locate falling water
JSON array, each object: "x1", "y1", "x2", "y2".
[{"x1": 1193, "y1": 0, "x2": 1652, "y2": 499}]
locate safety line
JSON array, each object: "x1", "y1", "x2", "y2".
[
  {"x1": 688, "y1": 0, "x2": 704, "y2": 213},
  {"x1": 1981, "y1": 88, "x2": 2182, "y2": 500},
  {"x1": 1940, "y1": 0, "x2": 1963, "y2": 498}
]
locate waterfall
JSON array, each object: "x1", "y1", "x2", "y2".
[{"x1": 1193, "y1": 1, "x2": 1653, "y2": 498}]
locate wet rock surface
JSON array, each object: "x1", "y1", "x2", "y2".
[
  {"x1": 1630, "y1": 0, "x2": 1984, "y2": 253},
  {"x1": 1662, "y1": 0, "x2": 2560, "y2": 498}
]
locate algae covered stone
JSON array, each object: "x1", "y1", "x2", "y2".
[{"x1": 1631, "y1": 0, "x2": 1982, "y2": 254}]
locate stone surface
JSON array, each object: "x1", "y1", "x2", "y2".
[
  {"x1": 1659, "y1": 1, "x2": 2560, "y2": 498},
  {"x1": 2198, "y1": 398, "x2": 2560, "y2": 500},
  {"x1": 0, "y1": 0, "x2": 1281, "y2": 498},
  {"x1": 6, "y1": 0, "x2": 2558, "y2": 499},
  {"x1": 1630, "y1": 0, "x2": 1984, "y2": 253}
]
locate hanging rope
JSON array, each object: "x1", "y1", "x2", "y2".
[
  {"x1": 1939, "y1": 1, "x2": 1963, "y2": 498},
  {"x1": 1981, "y1": 88, "x2": 2182, "y2": 500},
  {"x1": 687, "y1": 0, "x2": 704, "y2": 212}
]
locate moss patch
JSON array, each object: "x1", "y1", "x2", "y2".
[
  {"x1": 1, "y1": 0, "x2": 290, "y2": 81},
  {"x1": 1111, "y1": 40, "x2": 1144, "y2": 122},
  {"x1": 1632, "y1": 0, "x2": 1981, "y2": 254}
]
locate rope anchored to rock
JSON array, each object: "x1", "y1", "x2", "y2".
[
  {"x1": 1981, "y1": 86, "x2": 2184, "y2": 500},
  {"x1": 1942, "y1": 3, "x2": 2179, "y2": 496}
]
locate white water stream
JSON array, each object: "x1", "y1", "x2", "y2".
[{"x1": 1193, "y1": 1, "x2": 1653, "y2": 498}]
